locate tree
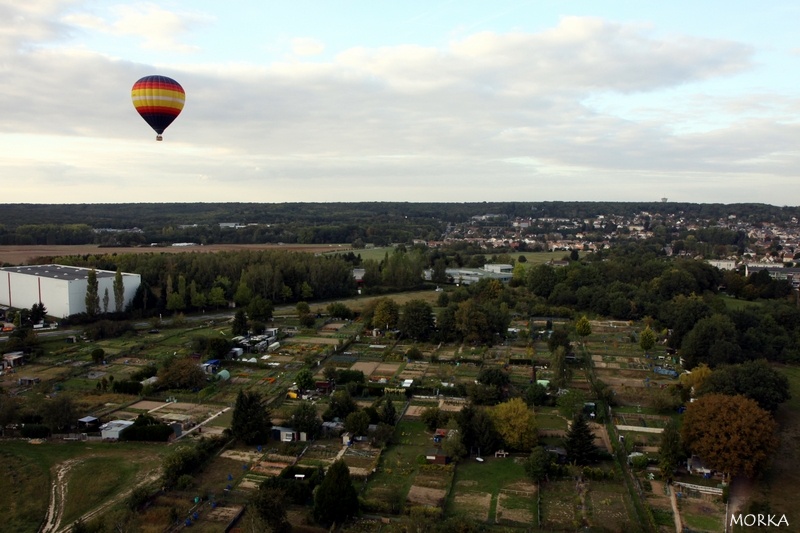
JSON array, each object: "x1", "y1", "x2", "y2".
[
  {"x1": 491, "y1": 398, "x2": 537, "y2": 451},
  {"x1": 399, "y1": 299, "x2": 435, "y2": 341},
  {"x1": 525, "y1": 446, "x2": 554, "y2": 483},
  {"x1": 639, "y1": 325, "x2": 656, "y2": 354},
  {"x1": 373, "y1": 298, "x2": 399, "y2": 330},
  {"x1": 551, "y1": 346, "x2": 572, "y2": 389},
  {"x1": 563, "y1": 414, "x2": 598, "y2": 465},
  {"x1": 251, "y1": 486, "x2": 290, "y2": 533},
  {"x1": 290, "y1": 402, "x2": 322, "y2": 440},
  {"x1": 680, "y1": 314, "x2": 741, "y2": 368},
  {"x1": 113, "y1": 269, "x2": 125, "y2": 313},
  {"x1": 296, "y1": 300, "x2": 311, "y2": 316},
  {"x1": 232, "y1": 309, "x2": 248, "y2": 336},
  {"x1": 457, "y1": 404, "x2": 500, "y2": 456},
  {"x1": 208, "y1": 286, "x2": 227, "y2": 308},
  {"x1": 157, "y1": 357, "x2": 206, "y2": 390},
  {"x1": 679, "y1": 363, "x2": 712, "y2": 393},
  {"x1": 698, "y1": 359, "x2": 790, "y2": 412},
  {"x1": 323, "y1": 390, "x2": 358, "y2": 421},
  {"x1": 41, "y1": 396, "x2": 76, "y2": 433},
  {"x1": 313, "y1": 460, "x2": 359, "y2": 527},
  {"x1": 344, "y1": 410, "x2": 370, "y2": 436},
  {"x1": 326, "y1": 302, "x2": 354, "y2": 320},
  {"x1": 681, "y1": 394, "x2": 778, "y2": 478},
  {"x1": 380, "y1": 398, "x2": 397, "y2": 425},
  {"x1": 658, "y1": 419, "x2": 683, "y2": 479},
  {"x1": 523, "y1": 383, "x2": 549, "y2": 408},
  {"x1": 231, "y1": 390, "x2": 272, "y2": 445},
  {"x1": 247, "y1": 295, "x2": 273, "y2": 323},
  {"x1": 102, "y1": 287, "x2": 110, "y2": 314},
  {"x1": 30, "y1": 302, "x2": 47, "y2": 324},
  {"x1": 85, "y1": 268, "x2": 100, "y2": 317},
  {"x1": 575, "y1": 315, "x2": 591, "y2": 345},
  {"x1": 420, "y1": 406, "x2": 450, "y2": 432},
  {"x1": 189, "y1": 281, "x2": 206, "y2": 310},
  {"x1": 295, "y1": 368, "x2": 314, "y2": 394},
  {"x1": 556, "y1": 389, "x2": 586, "y2": 419},
  {"x1": 547, "y1": 327, "x2": 571, "y2": 355},
  {"x1": 477, "y1": 367, "x2": 511, "y2": 389}
]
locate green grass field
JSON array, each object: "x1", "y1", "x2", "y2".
[{"x1": 0, "y1": 441, "x2": 169, "y2": 533}]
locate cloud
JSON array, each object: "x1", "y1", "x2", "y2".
[
  {"x1": 0, "y1": 10, "x2": 796, "y2": 204},
  {"x1": 291, "y1": 37, "x2": 325, "y2": 57},
  {"x1": 63, "y1": 2, "x2": 211, "y2": 53}
]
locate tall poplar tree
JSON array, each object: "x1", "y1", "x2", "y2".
[
  {"x1": 113, "y1": 269, "x2": 125, "y2": 313},
  {"x1": 85, "y1": 268, "x2": 100, "y2": 317}
]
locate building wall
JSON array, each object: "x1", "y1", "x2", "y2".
[{"x1": 0, "y1": 267, "x2": 141, "y2": 318}]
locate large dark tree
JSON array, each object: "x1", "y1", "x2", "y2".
[
  {"x1": 698, "y1": 359, "x2": 790, "y2": 412},
  {"x1": 231, "y1": 309, "x2": 248, "y2": 336},
  {"x1": 399, "y1": 299, "x2": 435, "y2": 341},
  {"x1": 231, "y1": 390, "x2": 272, "y2": 445},
  {"x1": 563, "y1": 414, "x2": 599, "y2": 465},
  {"x1": 251, "y1": 486, "x2": 290, "y2": 533},
  {"x1": 525, "y1": 446, "x2": 554, "y2": 483},
  {"x1": 290, "y1": 402, "x2": 322, "y2": 440},
  {"x1": 313, "y1": 460, "x2": 359, "y2": 527},
  {"x1": 658, "y1": 419, "x2": 683, "y2": 479}
]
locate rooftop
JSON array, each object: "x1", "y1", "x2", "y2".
[{"x1": 0, "y1": 264, "x2": 120, "y2": 281}]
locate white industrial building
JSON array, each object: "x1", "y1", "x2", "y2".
[{"x1": 0, "y1": 264, "x2": 141, "y2": 318}]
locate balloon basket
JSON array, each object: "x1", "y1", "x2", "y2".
[{"x1": 156, "y1": 135, "x2": 163, "y2": 141}]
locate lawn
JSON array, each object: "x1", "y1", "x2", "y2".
[
  {"x1": 0, "y1": 441, "x2": 169, "y2": 533},
  {"x1": 447, "y1": 456, "x2": 534, "y2": 524}
]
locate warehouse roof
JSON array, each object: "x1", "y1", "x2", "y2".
[{"x1": 0, "y1": 264, "x2": 118, "y2": 281}]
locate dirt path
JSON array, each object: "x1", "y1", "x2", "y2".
[
  {"x1": 40, "y1": 459, "x2": 82, "y2": 533},
  {"x1": 668, "y1": 484, "x2": 682, "y2": 533}
]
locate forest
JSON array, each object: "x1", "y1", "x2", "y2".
[{"x1": 0, "y1": 201, "x2": 797, "y2": 246}]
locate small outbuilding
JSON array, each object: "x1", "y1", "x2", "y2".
[
  {"x1": 77, "y1": 416, "x2": 99, "y2": 431},
  {"x1": 101, "y1": 420, "x2": 134, "y2": 440}
]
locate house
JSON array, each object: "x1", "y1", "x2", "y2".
[
  {"x1": 17, "y1": 376, "x2": 40, "y2": 386},
  {"x1": 315, "y1": 381, "x2": 334, "y2": 395},
  {"x1": 425, "y1": 448, "x2": 450, "y2": 465},
  {"x1": 101, "y1": 420, "x2": 134, "y2": 440},
  {"x1": 271, "y1": 426, "x2": 298, "y2": 442},
  {"x1": 3, "y1": 352, "x2": 25, "y2": 368},
  {"x1": 687, "y1": 455, "x2": 713, "y2": 476}
]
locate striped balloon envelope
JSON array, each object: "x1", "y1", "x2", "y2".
[{"x1": 131, "y1": 75, "x2": 185, "y2": 141}]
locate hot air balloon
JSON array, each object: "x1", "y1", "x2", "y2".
[{"x1": 131, "y1": 75, "x2": 185, "y2": 141}]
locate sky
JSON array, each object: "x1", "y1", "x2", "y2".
[{"x1": 1, "y1": 1, "x2": 799, "y2": 206}]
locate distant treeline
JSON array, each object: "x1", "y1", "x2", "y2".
[{"x1": 0, "y1": 201, "x2": 797, "y2": 247}]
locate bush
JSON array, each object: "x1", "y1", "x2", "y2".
[{"x1": 21, "y1": 424, "x2": 50, "y2": 438}]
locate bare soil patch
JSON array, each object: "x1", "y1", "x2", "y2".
[
  {"x1": 407, "y1": 485, "x2": 447, "y2": 507},
  {"x1": 351, "y1": 362, "x2": 380, "y2": 376},
  {"x1": 403, "y1": 405, "x2": 429, "y2": 419},
  {"x1": 375, "y1": 363, "x2": 402, "y2": 376},
  {"x1": 453, "y1": 492, "x2": 492, "y2": 521},
  {"x1": 496, "y1": 492, "x2": 534, "y2": 525}
]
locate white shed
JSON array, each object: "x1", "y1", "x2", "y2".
[{"x1": 101, "y1": 420, "x2": 134, "y2": 440}]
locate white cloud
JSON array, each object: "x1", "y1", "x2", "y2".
[
  {"x1": 291, "y1": 37, "x2": 325, "y2": 57},
  {"x1": 0, "y1": 9, "x2": 797, "y2": 204},
  {"x1": 63, "y1": 2, "x2": 211, "y2": 53}
]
